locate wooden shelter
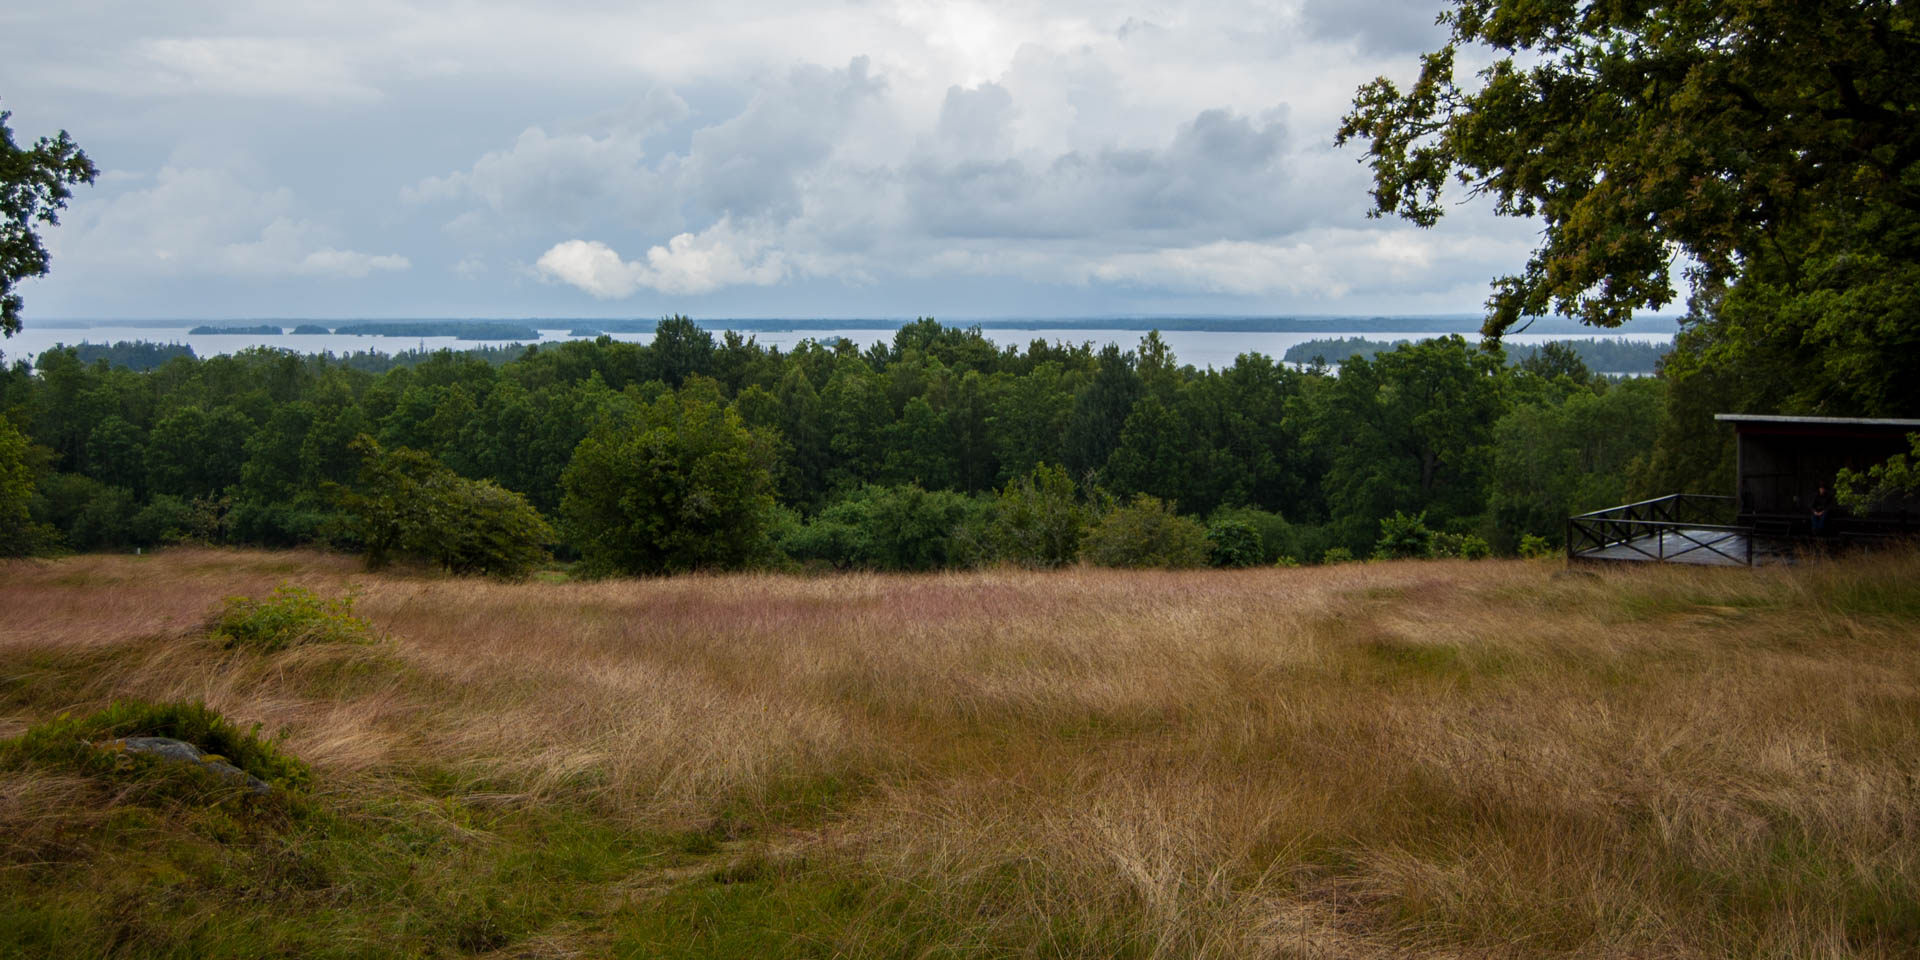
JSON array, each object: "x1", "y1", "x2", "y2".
[
  {"x1": 1718, "y1": 414, "x2": 1920, "y2": 537},
  {"x1": 1567, "y1": 414, "x2": 1919, "y2": 566}
]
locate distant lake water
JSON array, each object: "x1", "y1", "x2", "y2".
[{"x1": 4, "y1": 324, "x2": 1674, "y2": 372}]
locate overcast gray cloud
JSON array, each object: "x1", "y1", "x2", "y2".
[{"x1": 0, "y1": 0, "x2": 1531, "y2": 320}]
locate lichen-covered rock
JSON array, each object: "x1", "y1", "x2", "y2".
[{"x1": 100, "y1": 736, "x2": 272, "y2": 794}]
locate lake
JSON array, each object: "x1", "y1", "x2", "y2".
[{"x1": 3, "y1": 323, "x2": 1674, "y2": 372}]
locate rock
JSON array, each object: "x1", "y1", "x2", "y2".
[{"x1": 101, "y1": 736, "x2": 272, "y2": 794}]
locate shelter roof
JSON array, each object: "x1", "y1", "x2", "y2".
[{"x1": 1715, "y1": 414, "x2": 1920, "y2": 429}]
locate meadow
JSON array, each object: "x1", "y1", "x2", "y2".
[{"x1": 3, "y1": 548, "x2": 1917, "y2": 958}]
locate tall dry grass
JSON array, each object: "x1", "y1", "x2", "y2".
[{"x1": 3, "y1": 547, "x2": 1917, "y2": 957}]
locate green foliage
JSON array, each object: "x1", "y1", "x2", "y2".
[
  {"x1": 1836, "y1": 433, "x2": 1920, "y2": 513},
  {"x1": 209, "y1": 583, "x2": 373, "y2": 652},
  {"x1": 781, "y1": 484, "x2": 987, "y2": 572},
  {"x1": 0, "y1": 412, "x2": 53, "y2": 555},
  {"x1": 1321, "y1": 546, "x2": 1355, "y2": 565},
  {"x1": 33, "y1": 473, "x2": 135, "y2": 550},
  {"x1": 1079, "y1": 495, "x2": 1208, "y2": 569},
  {"x1": 1431, "y1": 531, "x2": 1491, "y2": 560},
  {"x1": 0, "y1": 699, "x2": 310, "y2": 791},
  {"x1": 1488, "y1": 378, "x2": 1665, "y2": 547},
  {"x1": 127, "y1": 494, "x2": 191, "y2": 546},
  {"x1": 340, "y1": 436, "x2": 553, "y2": 577},
  {"x1": 1517, "y1": 534, "x2": 1556, "y2": 560},
  {"x1": 1313, "y1": 338, "x2": 1504, "y2": 547},
  {"x1": 1205, "y1": 517, "x2": 1263, "y2": 567},
  {"x1": 986, "y1": 462, "x2": 1089, "y2": 569},
  {"x1": 1372, "y1": 510, "x2": 1435, "y2": 560},
  {"x1": 1, "y1": 109, "x2": 97, "y2": 336},
  {"x1": 1337, "y1": 0, "x2": 1920, "y2": 415},
  {"x1": 1285, "y1": 337, "x2": 1667, "y2": 374},
  {"x1": 561, "y1": 378, "x2": 779, "y2": 575},
  {"x1": 1207, "y1": 506, "x2": 1294, "y2": 564}
]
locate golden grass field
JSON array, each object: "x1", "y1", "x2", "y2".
[{"x1": 3, "y1": 547, "x2": 1918, "y2": 958}]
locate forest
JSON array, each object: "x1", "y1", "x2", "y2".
[
  {"x1": 1284, "y1": 336, "x2": 1670, "y2": 372},
  {"x1": 0, "y1": 317, "x2": 1678, "y2": 575}
]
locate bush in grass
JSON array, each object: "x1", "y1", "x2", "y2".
[
  {"x1": 1432, "y1": 531, "x2": 1492, "y2": 560},
  {"x1": 1080, "y1": 496, "x2": 1209, "y2": 568},
  {"x1": 341, "y1": 436, "x2": 553, "y2": 578},
  {"x1": 1372, "y1": 510, "x2": 1436, "y2": 560},
  {"x1": 210, "y1": 583, "x2": 372, "y2": 652},
  {"x1": 780, "y1": 483, "x2": 988, "y2": 572},
  {"x1": 986, "y1": 463, "x2": 1091, "y2": 569},
  {"x1": 0, "y1": 699, "x2": 311, "y2": 793},
  {"x1": 1518, "y1": 533, "x2": 1556, "y2": 559},
  {"x1": 1322, "y1": 546, "x2": 1355, "y2": 564},
  {"x1": 1205, "y1": 517, "x2": 1264, "y2": 567}
]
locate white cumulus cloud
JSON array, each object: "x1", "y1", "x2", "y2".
[{"x1": 535, "y1": 222, "x2": 787, "y2": 298}]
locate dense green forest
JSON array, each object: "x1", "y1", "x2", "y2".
[
  {"x1": 1284, "y1": 337, "x2": 1671, "y2": 373},
  {"x1": 0, "y1": 318, "x2": 1678, "y2": 574}
]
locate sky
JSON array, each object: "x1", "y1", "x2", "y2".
[{"x1": 0, "y1": 0, "x2": 1548, "y2": 321}]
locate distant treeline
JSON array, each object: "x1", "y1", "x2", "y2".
[
  {"x1": 189, "y1": 324, "x2": 282, "y2": 336},
  {"x1": 39, "y1": 340, "x2": 531, "y2": 375},
  {"x1": 331, "y1": 321, "x2": 541, "y2": 340},
  {"x1": 1284, "y1": 337, "x2": 1672, "y2": 373},
  {"x1": 576, "y1": 315, "x2": 1685, "y2": 336},
  {"x1": 48, "y1": 341, "x2": 198, "y2": 372},
  {"x1": 290, "y1": 324, "x2": 332, "y2": 335},
  {"x1": 2, "y1": 319, "x2": 1685, "y2": 573}
]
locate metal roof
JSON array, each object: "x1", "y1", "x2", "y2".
[{"x1": 1715, "y1": 414, "x2": 1920, "y2": 428}]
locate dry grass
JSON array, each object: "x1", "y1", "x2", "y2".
[{"x1": 3, "y1": 547, "x2": 1918, "y2": 957}]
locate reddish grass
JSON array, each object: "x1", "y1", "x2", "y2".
[{"x1": 3, "y1": 546, "x2": 1918, "y2": 956}]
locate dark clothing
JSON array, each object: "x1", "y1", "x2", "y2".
[{"x1": 1811, "y1": 488, "x2": 1833, "y2": 535}]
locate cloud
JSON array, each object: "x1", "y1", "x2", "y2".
[
  {"x1": 1296, "y1": 0, "x2": 1450, "y2": 55},
  {"x1": 50, "y1": 166, "x2": 409, "y2": 280},
  {"x1": 535, "y1": 221, "x2": 786, "y2": 298},
  {"x1": 903, "y1": 105, "x2": 1291, "y2": 239},
  {"x1": 11, "y1": 0, "x2": 1546, "y2": 317},
  {"x1": 1084, "y1": 226, "x2": 1531, "y2": 299},
  {"x1": 404, "y1": 87, "x2": 689, "y2": 238}
]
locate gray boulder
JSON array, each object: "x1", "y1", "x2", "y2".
[{"x1": 104, "y1": 736, "x2": 271, "y2": 794}]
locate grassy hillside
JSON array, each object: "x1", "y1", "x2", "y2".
[{"x1": 3, "y1": 549, "x2": 1917, "y2": 958}]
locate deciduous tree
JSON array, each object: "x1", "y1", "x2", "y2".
[
  {"x1": 1, "y1": 108, "x2": 95, "y2": 337},
  {"x1": 1337, "y1": 1, "x2": 1920, "y2": 416}
]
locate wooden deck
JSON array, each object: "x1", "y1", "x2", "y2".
[{"x1": 1570, "y1": 527, "x2": 1796, "y2": 566}]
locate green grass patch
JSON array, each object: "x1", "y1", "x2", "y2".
[
  {"x1": 1, "y1": 699, "x2": 311, "y2": 793},
  {"x1": 209, "y1": 583, "x2": 374, "y2": 652}
]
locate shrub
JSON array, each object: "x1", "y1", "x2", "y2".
[
  {"x1": 1080, "y1": 496, "x2": 1209, "y2": 568},
  {"x1": 1372, "y1": 510, "x2": 1435, "y2": 560},
  {"x1": 1207, "y1": 506, "x2": 1293, "y2": 564},
  {"x1": 987, "y1": 463, "x2": 1090, "y2": 568},
  {"x1": 1518, "y1": 533, "x2": 1557, "y2": 559},
  {"x1": 210, "y1": 583, "x2": 373, "y2": 652},
  {"x1": 1322, "y1": 546, "x2": 1356, "y2": 564},
  {"x1": 1206, "y1": 518, "x2": 1263, "y2": 567},
  {"x1": 342, "y1": 436, "x2": 554, "y2": 577},
  {"x1": 1, "y1": 413, "x2": 57, "y2": 556},
  {"x1": 781, "y1": 484, "x2": 988, "y2": 572},
  {"x1": 131, "y1": 494, "x2": 195, "y2": 546},
  {"x1": 561, "y1": 380, "x2": 778, "y2": 575},
  {"x1": 227, "y1": 500, "x2": 341, "y2": 548},
  {"x1": 0, "y1": 699, "x2": 311, "y2": 792},
  {"x1": 1432, "y1": 532, "x2": 1493, "y2": 560}
]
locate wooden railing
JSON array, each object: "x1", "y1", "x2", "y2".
[{"x1": 1566, "y1": 494, "x2": 1753, "y2": 565}]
